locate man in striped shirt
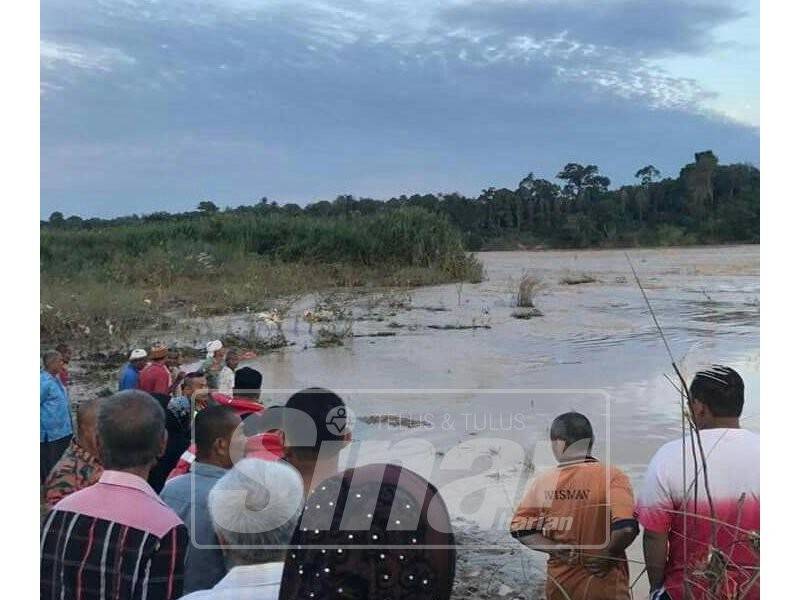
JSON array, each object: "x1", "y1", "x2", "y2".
[{"x1": 41, "y1": 390, "x2": 188, "y2": 600}]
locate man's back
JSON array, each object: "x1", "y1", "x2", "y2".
[
  {"x1": 41, "y1": 471, "x2": 187, "y2": 600},
  {"x1": 636, "y1": 428, "x2": 760, "y2": 599},
  {"x1": 160, "y1": 464, "x2": 228, "y2": 594},
  {"x1": 43, "y1": 438, "x2": 103, "y2": 508},
  {"x1": 139, "y1": 363, "x2": 170, "y2": 396},
  {"x1": 119, "y1": 363, "x2": 139, "y2": 391},
  {"x1": 511, "y1": 459, "x2": 636, "y2": 599}
]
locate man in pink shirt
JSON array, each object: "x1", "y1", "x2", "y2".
[
  {"x1": 41, "y1": 390, "x2": 188, "y2": 600},
  {"x1": 139, "y1": 344, "x2": 173, "y2": 397}
]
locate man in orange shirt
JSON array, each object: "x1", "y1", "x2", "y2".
[{"x1": 511, "y1": 412, "x2": 639, "y2": 599}]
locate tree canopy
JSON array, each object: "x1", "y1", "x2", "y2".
[{"x1": 44, "y1": 150, "x2": 759, "y2": 249}]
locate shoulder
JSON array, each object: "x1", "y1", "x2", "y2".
[
  {"x1": 149, "y1": 504, "x2": 187, "y2": 539},
  {"x1": 51, "y1": 483, "x2": 94, "y2": 514},
  {"x1": 730, "y1": 428, "x2": 760, "y2": 446},
  {"x1": 161, "y1": 473, "x2": 191, "y2": 496},
  {"x1": 606, "y1": 464, "x2": 633, "y2": 485},
  {"x1": 647, "y1": 437, "x2": 686, "y2": 469}
]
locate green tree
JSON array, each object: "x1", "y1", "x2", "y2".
[
  {"x1": 634, "y1": 165, "x2": 661, "y2": 223},
  {"x1": 556, "y1": 163, "x2": 610, "y2": 201},
  {"x1": 680, "y1": 151, "x2": 718, "y2": 220},
  {"x1": 197, "y1": 200, "x2": 219, "y2": 214},
  {"x1": 49, "y1": 211, "x2": 64, "y2": 225},
  {"x1": 635, "y1": 165, "x2": 661, "y2": 186}
]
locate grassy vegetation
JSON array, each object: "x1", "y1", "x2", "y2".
[
  {"x1": 515, "y1": 275, "x2": 541, "y2": 308},
  {"x1": 41, "y1": 208, "x2": 483, "y2": 345}
]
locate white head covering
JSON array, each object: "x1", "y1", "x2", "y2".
[
  {"x1": 208, "y1": 458, "x2": 304, "y2": 549},
  {"x1": 206, "y1": 339, "x2": 223, "y2": 358},
  {"x1": 129, "y1": 348, "x2": 147, "y2": 360}
]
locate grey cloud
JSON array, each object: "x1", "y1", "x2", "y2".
[{"x1": 40, "y1": 0, "x2": 758, "y2": 217}]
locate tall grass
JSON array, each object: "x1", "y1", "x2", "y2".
[
  {"x1": 515, "y1": 275, "x2": 541, "y2": 308},
  {"x1": 41, "y1": 208, "x2": 480, "y2": 279},
  {"x1": 41, "y1": 208, "x2": 483, "y2": 345}
]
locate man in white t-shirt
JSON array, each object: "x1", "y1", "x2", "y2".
[
  {"x1": 217, "y1": 348, "x2": 240, "y2": 396},
  {"x1": 636, "y1": 365, "x2": 759, "y2": 600}
]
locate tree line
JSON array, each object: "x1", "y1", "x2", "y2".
[{"x1": 44, "y1": 150, "x2": 759, "y2": 250}]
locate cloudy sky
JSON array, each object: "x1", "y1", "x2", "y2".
[{"x1": 41, "y1": 0, "x2": 759, "y2": 218}]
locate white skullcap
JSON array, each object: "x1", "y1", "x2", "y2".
[
  {"x1": 129, "y1": 349, "x2": 147, "y2": 360},
  {"x1": 209, "y1": 458, "x2": 304, "y2": 546},
  {"x1": 206, "y1": 339, "x2": 223, "y2": 358}
]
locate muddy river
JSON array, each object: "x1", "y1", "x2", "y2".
[{"x1": 168, "y1": 244, "x2": 760, "y2": 598}]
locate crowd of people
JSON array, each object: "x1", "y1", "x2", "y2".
[{"x1": 39, "y1": 341, "x2": 759, "y2": 600}]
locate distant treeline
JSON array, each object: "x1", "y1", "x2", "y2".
[{"x1": 44, "y1": 150, "x2": 759, "y2": 250}]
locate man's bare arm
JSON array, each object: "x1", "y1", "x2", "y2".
[
  {"x1": 584, "y1": 524, "x2": 639, "y2": 576},
  {"x1": 642, "y1": 529, "x2": 669, "y2": 592},
  {"x1": 514, "y1": 531, "x2": 573, "y2": 560}
]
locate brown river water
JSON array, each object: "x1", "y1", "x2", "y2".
[{"x1": 168, "y1": 245, "x2": 760, "y2": 598}]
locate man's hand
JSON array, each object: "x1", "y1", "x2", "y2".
[
  {"x1": 515, "y1": 531, "x2": 576, "y2": 562},
  {"x1": 583, "y1": 524, "x2": 639, "y2": 577},
  {"x1": 549, "y1": 547, "x2": 579, "y2": 565},
  {"x1": 583, "y1": 552, "x2": 620, "y2": 577}
]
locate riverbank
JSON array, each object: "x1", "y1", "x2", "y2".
[{"x1": 41, "y1": 207, "x2": 483, "y2": 348}]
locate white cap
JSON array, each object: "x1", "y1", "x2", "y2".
[
  {"x1": 209, "y1": 458, "x2": 304, "y2": 547},
  {"x1": 206, "y1": 339, "x2": 223, "y2": 358},
  {"x1": 129, "y1": 349, "x2": 147, "y2": 360}
]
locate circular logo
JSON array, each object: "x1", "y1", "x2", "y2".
[{"x1": 325, "y1": 405, "x2": 355, "y2": 436}]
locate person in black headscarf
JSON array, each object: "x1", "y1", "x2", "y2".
[
  {"x1": 146, "y1": 391, "x2": 191, "y2": 493},
  {"x1": 279, "y1": 463, "x2": 456, "y2": 600}
]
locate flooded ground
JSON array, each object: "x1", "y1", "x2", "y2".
[
  {"x1": 72, "y1": 244, "x2": 759, "y2": 599},
  {"x1": 244, "y1": 244, "x2": 759, "y2": 599},
  {"x1": 236, "y1": 244, "x2": 758, "y2": 475}
]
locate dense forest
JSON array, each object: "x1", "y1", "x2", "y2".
[{"x1": 44, "y1": 150, "x2": 759, "y2": 250}]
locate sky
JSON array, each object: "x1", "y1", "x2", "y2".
[{"x1": 40, "y1": 0, "x2": 760, "y2": 219}]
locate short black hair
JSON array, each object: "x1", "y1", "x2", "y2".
[
  {"x1": 234, "y1": 366, "x2": 262, "y2": 402},
  {"x1": 182, "y1": 371, "x2": 206, "y2": 391},
  {"x1": 690, "y1": 365, "x2": 745, "y2": 417},
  {"x1": 284, "y1": 387, "x2": 347, "y2": 458},
  {"x1": 195, "y1": 405, "x2": 240, "y2": 458},
  {"x1": 42, "y1": 349, "x2": 61, "y2": 367},
  {"x1": 550, "y1": 412, "x2": 594, "y2": 452},
  {"x1": 97, "y1": 390, "x2": 165, "y2": 469}
]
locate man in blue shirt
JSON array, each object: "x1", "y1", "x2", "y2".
[
  {"x1": 40, "y1": 349, "x2": 73, "y2": 483},
  {"x1": 160, "y1": 405, "x2": 246, "y2": 593},
  {"x1": 118, "y1": 348, "x2": 148, "y2": 390}
]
